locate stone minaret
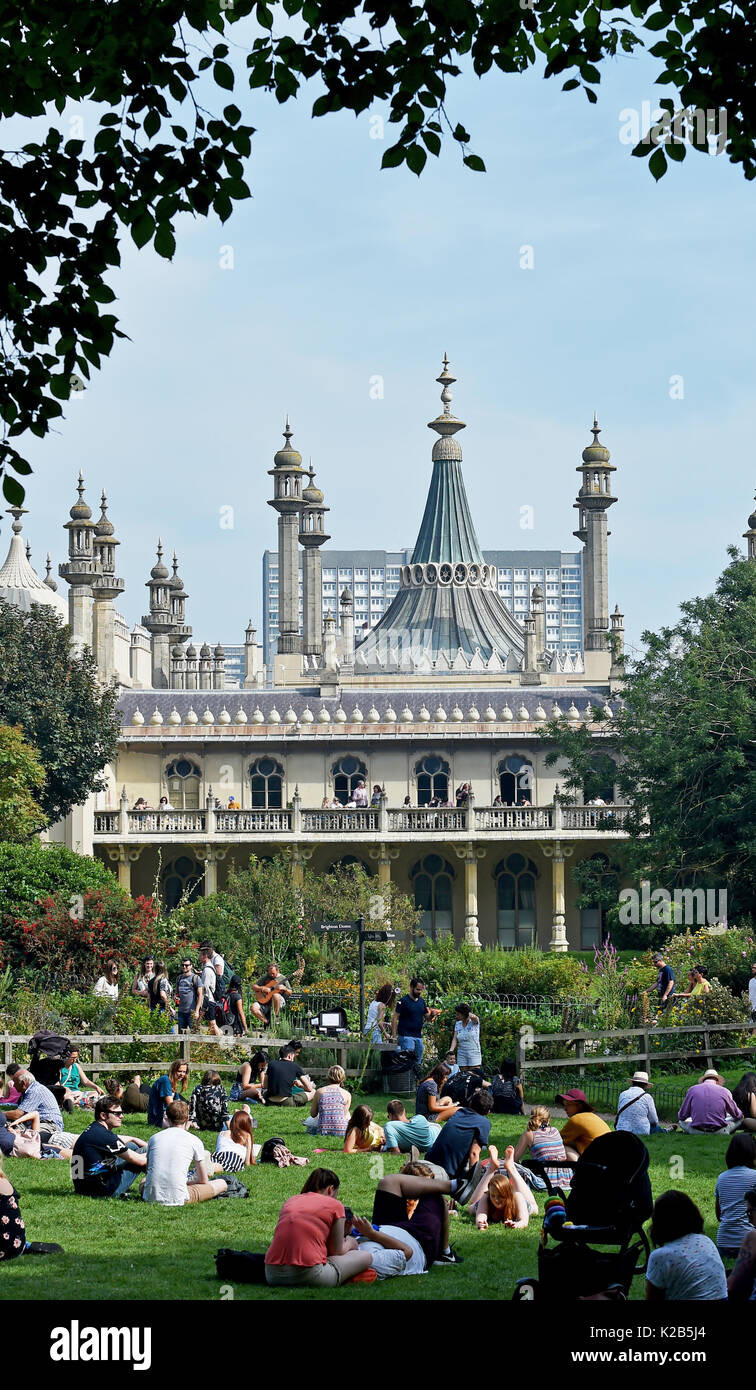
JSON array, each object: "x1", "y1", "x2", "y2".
[
  {"x1": 212, "y1": 643, "x2": 226, "y2": 690},
  {"x1": 168, "y1": 552, "x2": 192, "y2": 648},
  {"x1": 299, "y1": 463, "x2": 330, "y2": 658},
  {"x1": 243, "y1": 620, "x2": 262, "y2": 687},
  {"x1": 142, "y1": 540, "x2": 174, "y2": 688},
  {"x1": 59, "y1": 472, "x2": 98, "y2": 650},
  {"x1": 530, "y1": 583, "x2": 547, "y2": 659},
  {"x1": 743, "y1": 493, "x2": 756, "y2": 559},
  {"x1": 91, "y1": 492, "x2": 125, "y2": 683},
  {"x1": 268, "y1": 418, "x2": 304, "y2": 657},
  {"x1": 609, "y1": 604, "x2": 625, "y2": 681},
  {"x1": 573, "y1": 415, "x2": 617, "y2": 652},
  {"x1": 339, "y1": 587, "x2": 355, "y2": 670}
]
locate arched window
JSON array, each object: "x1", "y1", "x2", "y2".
[
  {"x1": 497, "y1": 756, "x2": 534, "y2": 806},
  {"x1": 164, "y1": 758, "x2": 201, "y2": 810},
  {"x1": 494, "y1": 854, "x2": 538, "y2": 948},
  {"x1": 331, "y1": 755, "x2": 368, "y2": 804},
  {"x1": 583, "y1": 755, "x2": 617, "y2": 805},
  {"x1": 578, "y1": 853, "x2": 620, "y2": 949},
  {"x1": 161, "y1": 855, "x2": 203, "y2": 911},
  {"x1": 328, "y1": 855, "x2": 374, "y2": 876},
  {"x1": 414, "y1": 755, "x2": 450, "y2": 807},
  {"x1": 411, "y1": 854, "x2": 455, "y2": 941},
  {"x1": 249, "y1": 757, "x2": 284, "y2": 809}
]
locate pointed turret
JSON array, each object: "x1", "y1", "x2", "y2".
[
  {"x1": 141, "y1": 540, "x2": 175, "y2": 688},
  {"x1": 0, "y1": 507, "x2": 67, "y2": 621},
  {"x1": 743, "y1": 491, "x2": 756, "y2": 560},
  {"x1": 268, "y1": 418, "x2": 304, "y2": 658},
  {"x1": 59, "y1": 472, "x2": 99, "y2": 648},
  {"x1": 574, "y1": 414, "x2": 617, "y2": 653},
  {"x1": 299, "y1": 461, "x2": 330, "y2": 657},
  {"x1": 91, "y1": 491, "x2": 125, "y2": 683}
]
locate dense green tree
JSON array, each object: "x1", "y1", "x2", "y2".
[
  {"x1": 0, "y1": 602, "x2": 120, "y2": 823},
  {"x1": 0, "y1": 722, "x2": 47, "y2": 841},
  {"x1": 542, "y1": 549, "x2": 756, "y2": 922},
  {"x1": 2, "y1": 1, "x2": 754, "y2": 498}
]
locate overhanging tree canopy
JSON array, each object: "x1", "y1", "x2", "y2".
[{"x1": 1, "y1": 1, "x2": 755, "y2": 499}]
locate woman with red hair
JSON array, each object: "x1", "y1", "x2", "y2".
[{"x1": 469, "y1": 1145, "x2": 538, "y2": 1231}]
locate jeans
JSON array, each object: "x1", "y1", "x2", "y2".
[
  {"x1": 111, "y1": 1140, "x2": 144, "y2": 1197},
  {"x1": 178, "y1": 1010, "x2": 192, "y2": 1030},
  {"x1": 398, "y1": 1036, "x2": 423, "y2": 1065}
]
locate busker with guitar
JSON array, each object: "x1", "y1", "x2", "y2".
[{"x1": 251, "y1": 958, "x2": 304, "y2": 1028}]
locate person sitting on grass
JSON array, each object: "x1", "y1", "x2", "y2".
[
  {"x1": 727, "y1": 1186, "x2": 756, "y2": 1301},
  {"x1": 188, "y1": 1070, "x2": 231, "y2": 1132},
  {"x1": 370, "y1": 1158, "x2": 483, "y2": 1267},
  {"x1": 0, "y1": 1154, "x2": 63, "y2": 1259},
  {"x1": 229, "y1": 1052, "x2": 267, "y2": 1105},
  {"x1": 383, "y1": 1099, "x2": 441, "y2": 1155},
  {"x1": 264, "y1": 1167, "x2": 373, "y2": 1288},
  {"x1": 645, "y1": 1190, "x2": 727, "y2": 1301},
  {"x1": 513, "y1": 1105, "x2": 573, "y2": 1189},
  {"x1": 60, "y1": 1048, "x2": 104, "y2": 1104},
  {"x1": 425, "y1": 1088, "x2": 498, "y2": 1183},
  {"x1": 615, "y1": 1071, "x2": 665, "y2": 1135},
  {"x1": 142, "y1": 1100, "x2": 227, "y2": 1206},
  {"x1": 555, "y1": 1089, "x2": 611, "y2": 1160},
  {"x1": 148, "y1": 1061, "x2": 190, "y2": 1128},
  {"x1": 678, "y1": 1069, "x2": 743, "y2": 1135},
  {"x1": 343, "y1": 1104, "x2": 385, "y2": 1153},
  {"x1": 491, "y1": 1058, "x2": 524, "y2": 1115},
  {"x1": 304, "y1": 1066, "x2": 352, "y2": 1136},
  {"x1": 468, "y1": 1144, "x2": 539, "y2": 1231},
  {"x1": 714, "y1": 1133, "x2": 756, "y2": 1260},
  {"x1": 733, "y1": 1072, "x2": 756, "y2": 1134},
  {"x1": 123, "y1": 1074, "x2": 151, "y2": 1113},
  {"x1": 214, "y1": 1111, "x2": 258, "y2": 1174},
  {"x1": 344, "y1": 1206, "x2": 428, "y2": 1278},
  {"x1": 264, "y1": 1044, "x2": 315, "y2": 1107},
  {"x1": 71, "y1": 1096, "x2": 148, "y2": 1198},
  {"x1": 4, "y1": 1070, "x2": 63, "y2": 1141},
  {"x1": 1, "y1": 1063, "x2": 23, "y2": 1105},
  {"x1": 415, "y1": 1063, "x2": 459, "y2": 1123}
]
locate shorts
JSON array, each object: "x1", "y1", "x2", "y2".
[
  {"x1": 266, "y1": 1094, "x2": 307, "y2": 1107},
  {"x1": 265, "y1": 1261, "x2": 342, "y2": 1287},
  {"x1": 185, "y1": 1182, "x2": 219, "y2": 1204}
]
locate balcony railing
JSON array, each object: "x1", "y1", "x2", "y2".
[{"x1": 94, "y1": 800, "x2": 630, "y2": 839}]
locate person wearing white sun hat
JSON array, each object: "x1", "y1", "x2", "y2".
[
  {"x1": 615, "y1": 1071, "x2": 666, "y2": 1135},
  {"x1": 678, "y1": 1069, "x2": 743, "y2": 1135}
]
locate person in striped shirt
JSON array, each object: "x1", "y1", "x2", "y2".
[{"x1": 513, "y1": 1105, "x2": 573, "y2": 1188}]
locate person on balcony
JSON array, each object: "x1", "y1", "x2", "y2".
[
  {"x1": 227, "y1": 795, "x2": 240, "y2": 809},
  {"x1": 352, "y1": 780, "x2": 369, "y2": 807},
  {"x1": 370, "y1": 784, "x2": 383, "y2": 807},
  {"x1": 158, "y1": 795, "x2": 174, "y2": 810},
  {"x1": 402, "y1": 795, "x2": 413, "y2": 808}
]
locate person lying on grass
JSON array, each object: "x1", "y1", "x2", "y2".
[
  {"x1": 369, "y1": 1158, "x2": 484, "y2": 1267},
  {"x1": 343, "y1": 1104, "x2": 385, "y2": 1154},
  {"x1": 341, "y1": 1204, "x2": 427, "y2": 1278},
  {"x1": 142, "y1": 1100, "x2": 227, "y2": 1206},
  {"x1": 468, "y1": 1145, "x2": 539, "y2": 1231}
]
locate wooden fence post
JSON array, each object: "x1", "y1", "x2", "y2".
[
  {"x1": 703, "y1": 1027, "x2": 713, "y2": 1070},
  {"x1": 2, "y1": 1032, "x2": 11, "y2": 1067},
  {"x1": 91, "y1": 1041, "x2": 101, "y2": 1069},
  {"x1": 576, "y1": 1037, "x2": 585, "y2": 1080},
  {"x1": 182, "y1": 1032, "x2": 192, "y2": 1067},
  {"x1": 642, "y1": 1030, "x2": 650, "y2": 1073}
]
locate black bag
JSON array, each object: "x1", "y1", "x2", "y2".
[
  {"x1": 381, "y1": 1048, "x2": 418, "y2": 1075},
  {"x1": 215, "y1": 1248, "x2": 267, "y2": 1283},
  {"x1": 441, "y1": 1070, "x2": 484, "y2": 1106},
  {"x1": 29, "y1": 1031, "x2": 71, "y2": 1062},
  {"x1": 491, "y1": 1074, "x2": 524, "y2": 1115}
]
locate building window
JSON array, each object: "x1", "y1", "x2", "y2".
[
  {"x1": 328, "y1": 855, "x2": 373, "y2": 876},
  {"x1": 494, "y1": 854, "x2": 538, "y2": 948},
  {"x1": 164, "y1": 759, "x2": 201, "y2": 809},
  {"x1": 414, "y1": 754, "x2": 450, "y2": 806},
  {"x1": 161, "y1": 854, "x2": 203, "y2": 911},
  {"x1": 411, "y1": 854, "x2": 455, "y2": 941},
  {"x1": 584, "y1": 755, "x2": 617, "y2": 804},
  {"x1": 578, "y1": 853, "x2": 619, "y2": 947},
  {"x1": 331, "y1": 755, "x2": 368, "y2": 803},
  {"x1": 248, "y1": 757, "x2": 284, "y2": 808},
  {"x1": 497, "y1": 755, "x2": 534, "y2": 805}
]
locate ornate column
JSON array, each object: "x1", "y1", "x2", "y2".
[
  {"x1": 291, "y1": 845, "x2": 314, "y2": 907},
  {"x1": 106, "y1": 845, "x2": 144, "y2": 894},
  {"x1": 541, "y1": 840, "x2": 574, "y2": 953},
  {"x1": 453, "y1": 844, "x2": 486, "y2": 948},
  {"x1": 196, "y1": 845, "x2": 227, "y2": 897},
  {"x1": 369, "y1": 843, "x2": 399, "y2": 894}
]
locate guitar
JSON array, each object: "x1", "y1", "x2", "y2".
[{"x1": 253, "y1": 954, "x2": 305, "y2": 1004}]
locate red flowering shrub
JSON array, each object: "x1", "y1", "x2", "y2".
[{"x1": 11, "y1": 882, "x2": 181, "y2": 979}]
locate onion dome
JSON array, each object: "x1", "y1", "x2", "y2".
[
  {"x1": 302, "y1": 464, "x2": 324, "y2": 506},
  {"x1": 234, "y1": 708, "x2": 247, "y2": 724},
  {"x1": 201, "y1": 707, "x2": 214, "y2": 725},
  {"x1": 531, "y1": 583, "x2": 544, "y2": 603},
  {"x1": 400, "y1": 706, "x2": 413, "y2": 723},
  {"x1": 214, "y1": 643, "x2": 225, "y2": 660},
  {"x1": 418, "y1": 705, "x2": 430, "y2": 722},
  {"x1": 450, "y1": 705, "x2": 463, "y2": 722},
  {"x1": 367, "y1": 705, "x2": 380, "y2": 723},
  {"x1": 150, "y1": 539, "x2": 169, "y2": 581},
  {"x1": 273, "y1": 417, "x2": 303, "y2": 469},
  {"x1": 581, "y1": 414, "x2": 611, "y2": 465},
  {"x1": 551, "y1": 701, "x2": 563, "y2": 719},
  {"x1": 501, "y1": 703, "x2": 513, "y2": 721},
  {"x1": 149, "y1": 708, "x2": 163, "y2": 726},
  {"x1": 185, "y1": 706, "x2": 199, "y2": 725},
  {"x1": 217, "y1": 707, "x2": 231, "y2": 724},
  {"x1": 69, "y1": 471, "x2": 92, "y2": 521},
  {"x1": 334, "y1": 706, "x2": 347, "y2": 723},
  {"x1": 284, "y1": 706, "x2": 298, "y2": 724},
  {"x1": 317, "y1": 706, "x2": 331, "y2": 723},
  {"x1": 468, "y1": 705, "x2": 480, "y2": 722},
  {"x1": 534, "y1": 702, "x2": 547, "y2": 721},
  {"x1": 131, "y1": 707, "x2": 145, "y2": 726},
  {"x1": 95, "y1": 491, "x2": 115, "y2": 537},
  {"x1": 185, "y1": 644, "x2": 197, "y2": 660},
  {"x1": 483, "y1": 705, "x2": 496, "y2": 722},
  {"x1": 200, "y1": 642, "x2": 211, "y2": 659},
  {"x1": 603, "y1": 701, "x2": 613, "y2": 719},
  {"x1": 517, "y1": 704, "x2": 529, "y2": 721},
  {"x1": 351, "y1": 706, "x2": 364, "y2": 723},
  {"x1": 340, "y1": 587, "x2": 352, "y2": 605},
  {"x1": 300, "y1": 706, "x2": 314, "y2": 723},
  {"x1": 566, "y1": 702, "x2": 580, "y2": 721},
  {"x1": 748, "y1": 492, "x2": 756, "y2": 530},
  {"x1": 44, "y1": 554, "x2": 58, "y2": 591},
  {"x1": 251, "y1": 707, "x2": 265, "y2": 724},
  {"x1": 167, "y1": 707, "x2": 181, "y2": 726},
  {"x1": 385, "y1": 704, "x2": 397, "y2": 722},
  {"x1": 434, "y1": 705, "x2": 447, "y2": 722}
]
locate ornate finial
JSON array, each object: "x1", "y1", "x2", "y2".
[
  {"x1": 77, "y1": 470, "x2": 85, "y2": 498},
  {"x1": 157, "y1": 538, "x2": 163, "y2": 561},
  {"x1": 592, "y1": 412, "x2": 601, "y2": 443},
  {"x1": 25, "y1": 540, "x2": 31, "y2": 562},
  {"x1": 283, "y1": 415, "x2": 293, "y2": 446},
  {"x1": 172, "y1": 551, "x2": 179, "y2": 575},
  {"x1": 44, "y1": 553, "x2": 57, "y2": 590},
  {"x1": 436, "y1": 353, "x2": 456, "y2": 416},
  {"x1": 428, "y1": 354, "x2": 465, "y2": 444},
  {"x1": 6, "y1": 505, "x2": 26, "y2": 535}
]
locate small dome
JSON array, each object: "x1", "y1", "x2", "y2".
[
  {"x1": 185, "y1": 706, "x2": 199, "y2": 725},
  {"x1": 303, "y1": 467, "x2": 324, "y2": 505},
  {"x1": 201, "y1": 707, "x2": 215, "y2": 725},
  {"x1": 300, "y1": 707, "x2": 314, "y2": 723},
  {"x1": 531, "y1": 584, "x2": 544, "y2": 603},
  {"x1": 400, "y1": 706, "x2": 413, "y2": 722},
  {"x1": 186, "y1": 644, "x2": 197, "y2": 659},
  {"x1": 150, "y1": 541, "x2": 169, "y2": 581},
  {"x1": 234, "y1": 708, "x2": 248, "y2": 724},
  {"x1": 214, "y1": 644, "x2": 225, "y2": 659},
  {"x1": 273, "y1": 420, "x2": 303, "y2": 470},
  {"x1": 252, "y1": 707, "x2": 265, "y2": 724},
  {"x1": 450, "y1": 705, "x2": 463, "y2": 722},
  {"x1": 340, "y1": 587, "x2": 352, "y2": 604},
  {"x1": 167, "y1": 707, "x2": 181, "y2": 726},
  {"x1": 566, "y1": 702, "x2": 580, "y2": 721},
  {"x1": 69, "y1": 474, "x2": 92, "y2": 521},
  {"x1": 749, "y1": 508, "x2": 756, "y2": 530},
  {"x1": 150, "y1": 707, "x2": 164, "y2": 726},
  {"x1": 171, "y1": 644, "x2": 184, "y2": 659},
  {"x1": 551, "y1": 701, "x2": 563, "y2": 719},
  {"x1": 468, "y1": 706, "x2": 480, "y2": 721},
  {"x1": 284, "y1": 706, "x2": 298, "y2": 724},
  {"x1": 218, "y1": 707, "x2": 231, "y2": 724},
  {"x1": 517, "y1": 704, "x2": 529, "y2": 721},
  {"x1": 367, "y1": 706, "x2": 380, "y2": 723},
  {"x1": 431, "y1": 435, "x2": 463, "y2": 463},
  {"x1": 385, "y1": 705, "x2": 397, "y2": 722},
  {"x1": 169, "y1": 554, "x2": 184, "y2": 590},
  {"x1": 582, "y1": 418, "x2": 610, "y2": 465},
  {"x1": 334, "y1": 706, "x2": 347, "y2": 723},
  {"x1": 434, "y1": 705, "x2": 447, "y2": 722},
  {"x1": 317, "y1": 706, "x2": 331, "y2": 723},
  {"x1": 351, "y1": 707, "x2": 364, "y2": 723},
  {"x1": 418, "y1": 705, "x2": 431, "y2": 722},
  {"x1": 200, "y1": 643, "x2": 211, "y2": 659},
  {"x1": 603, "y1": 701, "x2": 613, "y2": 719},
  {"x1": 483, "y1": 705, "x2": 496, "y2": 722},
  {"x1": 534, "y1": 702, "x2": 547, "y2": 721},
  {"x1": 501, "y1": 704, "x2": 513, "y2": 721},
  {"x1": 131, "y1": 707, "x2": 145, "y2": 726},
  {"x1": 94, "y1": 492, "x2": 114, "y2": 537}
]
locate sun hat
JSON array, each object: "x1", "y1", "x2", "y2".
[
  {"x1": 629, "y1": 1071, "x2": 652, "y2": 1087},
  {"x1": 554, "y1": 1088, "x2": 592, "y2": 1109},
  {"x1": 701, "y1": 1068, "x2": 720, "y2": 1082}
]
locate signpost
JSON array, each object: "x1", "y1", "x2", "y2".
[{"x1": 312, "y1": 915, "x2": 395, "y2": 1031}]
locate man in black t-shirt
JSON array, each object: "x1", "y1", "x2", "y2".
[
  {"x1": 264, "y1": 1045, "x2": 315, "y2": 1107},
  {"x1": 392, "y1": 977, "x2": 440, "y2": 1066},
  {"x1": 652, "y1": 952, "x2": 675, "y2": 1013},
  {"x1": 72, "y1": 1097, "x2": 148, "y2": 1197},
  {"x1": 425, "y1": 1090, "x2": 497, "y2": 1179}
]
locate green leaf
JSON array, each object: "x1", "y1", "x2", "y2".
[
  {"x1": 421, "y1": 130, "x2": 441, "y2": 156},
  {"x1": 214, "y1": 61, "x2": 235, "y2": 91},
  {"x1": 406, "y1": 144, "x2": 427, "y2": 176},
  {"x1": 131, "y1": 212, "x2": 155, "y2": 248},
  {"x1": 144, "y1": 109, "x2": 161, "y2": 138},
  {"x1": 2, "y1": 476, "x2": 26, "y2": 505},
  {"x1": 649, "y1": 146, "x2": 667, "y2": 181},
  {"x1": 154, "y1": 224, "x2": 176, "y2": 259},
  {"x1": 223, "y1": 105, "x2": 242, "y2": 126},
  {"x1": 463, "y1": 153, "x2": 486, "y2": 172},
  {"x1": 666, "y1": 139, "x2": 686, "y2": 162},
  {"x1": 381, "y1": 144, "x2": 406, "y2": 169},
  {"x1": 645, "y1": 10, "x2": 670, "y2": 30}
]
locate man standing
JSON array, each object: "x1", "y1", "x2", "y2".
[
  {"x1": 176, "y1": 957, "x2": 203, "y2": 1031},
  {"x1": 392, "y1": 977, "x2": 440, "y2": 1066},
  {"x1": 652, "y1": 952, "x2": 675, "y2": 1014},
  {"x1": 71, "y1": 1096, "x2": 147, "y2": 1197},
  {"x1": 678, "y1": 1070, "x2": 743, "y2": 1134}
]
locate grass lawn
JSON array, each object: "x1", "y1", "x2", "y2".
[{"x1": 0, "y1": 1089, "x2": 736, "y2": 1302}]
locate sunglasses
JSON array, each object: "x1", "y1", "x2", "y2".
[{"x1": 108, "y1": 1109, "x2": 123, "y2": 1117}]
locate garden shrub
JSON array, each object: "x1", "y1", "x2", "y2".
[
  {"x1": 660, "y1": 925, "x2": 756, "y2": 997},
  {"x1": 408, "y1": 939, "x2": 588, "y2": 1000},
  {"x1": 5, "y1": 882, "x2": 181, "y2": 979},
  {"x1": 422, "y1": 993, "x2": 567, "y2": 1075},
  {"x1": 0, "y1": 841, "x2": 116, "y2": 933}
]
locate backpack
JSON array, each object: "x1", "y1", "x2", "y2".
[
  {"x1": 441, "y1": 1070, "x2": 484, "y2": 1106},
  {"x1": 29, "y1": 1031, "x2": 71, "y2": 1061},
  {"x1": 491, "y1": 1074, "x2": 523, "y2": 1115},
  {"x1": 215, "y1": 1249, "x2": 267, "y2": 1283}
]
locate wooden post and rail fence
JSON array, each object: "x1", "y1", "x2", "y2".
[{"x1": 516, "y1": 1021, "x2": 756, "y2": 1081}]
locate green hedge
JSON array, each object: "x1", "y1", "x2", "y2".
[{"x1": 406, "y1": 939, "x2": 588, "y2": 1000}]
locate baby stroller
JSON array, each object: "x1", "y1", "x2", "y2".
[
  {"x1": 513, "y1": 1131, "x2": 653, "y2": 1300},
  {"x1": 28, "y1": 1031, "x2": 72, "y2": 1106}
]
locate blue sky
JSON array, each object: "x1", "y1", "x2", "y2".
[{"x1": 11, "y1": 41, "x2": 756, "y2": 656}]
